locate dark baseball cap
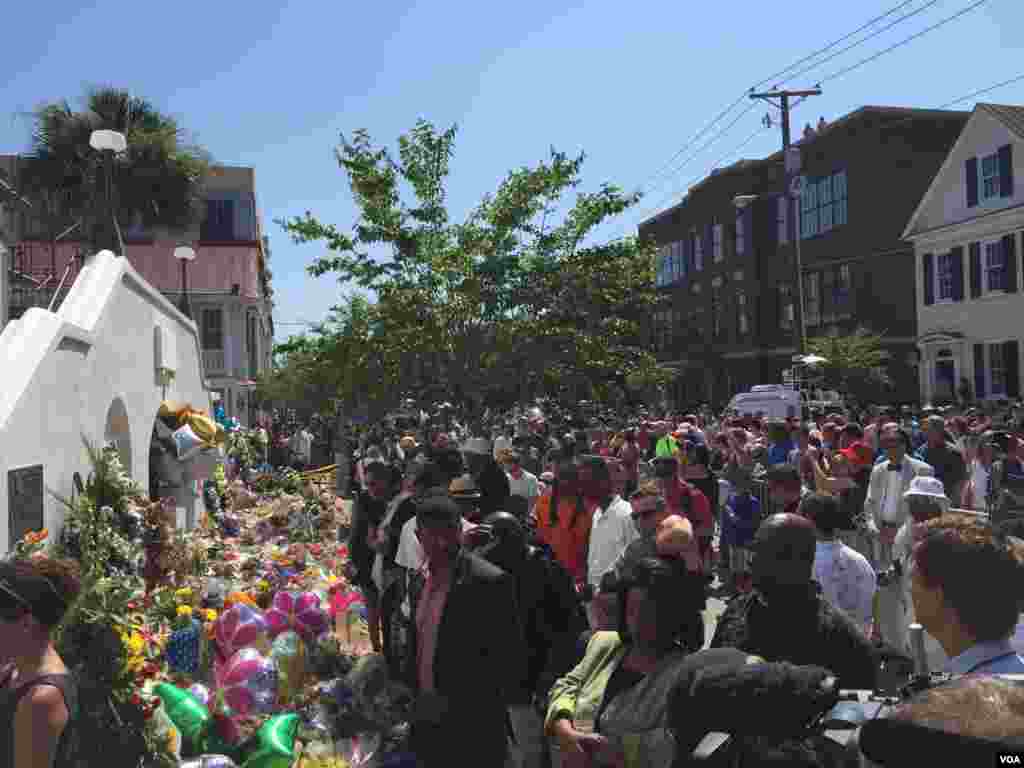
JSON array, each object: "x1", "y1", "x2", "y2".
[{"x1": 415, "y1": 491, "x2": 462, "y2": 528}]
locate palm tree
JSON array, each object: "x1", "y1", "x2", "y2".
[{"x1": 17, "y1": 86, "x2": 210, "y2": 254}]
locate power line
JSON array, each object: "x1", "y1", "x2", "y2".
[
  {"x1": 625, "y1": 122, "x2": 772, "y2": 235},
  {"x1": 775, "y1": 0, "x2": 942, "y2": 87},
  {"x1": 635, "y1": 0, "x2": 943, "y2": 197},
  {"x1": 820, "y1": 0, "x2": 990, "y2": 85},
  {"x1": 623, "y1": 70, "x2": 1024, "y2": 241}
]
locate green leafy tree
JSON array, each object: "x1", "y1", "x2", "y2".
[
  {"x1": 16, "y1": 86, "x2": 210, "y2": 253},
  {"x1": 279, "y1": 120, "x2": 669, "y2": 409},
  {"x1": 805, "y1": 326, "x2": 894, "y2": 402}
]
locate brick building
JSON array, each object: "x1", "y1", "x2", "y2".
[{"x1": 639, "y1": 106, "x2": 970, "y2": 408}]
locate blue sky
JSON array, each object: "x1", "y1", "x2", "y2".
[{"x1": 3, "y1": 0, "x2": 1022, "y2": 343}]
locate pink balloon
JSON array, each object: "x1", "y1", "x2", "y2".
[
  {"x1": 265, "y1": 591, "x2": 329, "y2": 640},
  {"x1": 215, "y1": 647, "x2": 278, "y2": 716},
  {"x1": 214, "y1": 603, "x2": 269, "y2": 658},
  {"x1": 330, "y1": 588, "x2": 364, "y2": 618}
]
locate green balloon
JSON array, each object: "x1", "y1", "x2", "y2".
[
  {"x1": 243, "y1": 713, "x2": 299, "y2": 768},
  {"x1": 154, "y1": 682, "x2": 211, "y2": 748}
]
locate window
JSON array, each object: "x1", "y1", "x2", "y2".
[
  {"x1": 936, "y1": 252, "x2": 956, "y2": 301},
  {"x1": 711, "y1": 288, "x2": 724, "y2": 339},
  {"x1": 692, "y1": 230, "x2": 704, "y2": 271},
  {"x1": 778, "y1": 283, "x2": 794, "y2": 329},
  {"x1": 990, "y1": 343, "x2": 1007, "y2": 396},
  {"x1": 981, "y1": 153, "x2": 1000, "y2": 201},
  {"x1": 712, "y1": 223, "x2": 723, "y2": 263},
  {"x1": 833, "y1": 171, "x2": 848, "y2": 226},
  {"x1": 673, "y1": 241, "x2": 686, "y2": 283},
  {"x1": 201, "y1": 308, "x2": 223, "y2": 350},
  {"x1": 985, "y1": 240, "x2": 1006, "y2": 292},
  {"x1": 819, "y1": 177, "x2": 834, "y2": 232},
  {"x1": 800, "y1": 171, "x2": 847, "y2": 239},
  {"x1": 804, "y1": 272, "x2": 820, "y2": 327},
  {"x1": 835, "y1": 264, "x2": 852, "y2": 317},
  {"x1": 652, "y1": 309, "x2": 674, "y2": 353},
  {"x1": 201, "y1": 198, "x2": 236, "y2": 240},
  {"x1": 777, "y1": 195, "x2": 789, "y2": 244},
  {"x1": 735, "y1": 210, "x2": 746, "y2": 256},
  {"x1": 736, "y1": 290, "x2": 750, "y2": 336},
  {"x1": 801, "y1": 180, "x2": 818, "y2": 238}
]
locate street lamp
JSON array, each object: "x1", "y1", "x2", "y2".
[
  {"x1": 174, "y1": 245, "x2": 196, "y2": 319},
  {"x1": 89, "y1": 130, "x2": 127, "y2": 255}
]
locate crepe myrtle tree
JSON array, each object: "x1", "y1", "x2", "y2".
[{"x1": 279, "y1": 119, "x2": 670, "y2": 408}]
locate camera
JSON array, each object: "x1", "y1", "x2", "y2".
[{"x1": 876, "y1": 559, "x2": 903, "y2": 588}]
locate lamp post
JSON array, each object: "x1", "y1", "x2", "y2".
[
  {"x1": 88, "y1": 130, "x2": 127, "y2": 255},
  {"x1": 174, "y1": 245, "x2": 196, "y2": 319}
]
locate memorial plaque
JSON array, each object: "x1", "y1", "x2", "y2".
[{"x1": 8, "y1": 465, "x2": 44, "y2": 551}]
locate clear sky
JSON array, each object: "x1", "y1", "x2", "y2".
[{"x1": 3, "y1": 0, "x2": 1022, "y2": 343}]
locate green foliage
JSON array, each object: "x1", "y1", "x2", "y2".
[
  {"x1": 17, "y1": 85, "x2": 210, "y2": 252},
  {"x1": 277, "y1": 120, "x2": 667, "y2": 408},
  {"x1": 805, "y1": 326, "x2": 894, "y2": 401}
]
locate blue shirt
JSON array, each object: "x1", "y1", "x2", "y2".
[{"x1": 947, "y1": 638, "x2": 1024, "y2": 675}]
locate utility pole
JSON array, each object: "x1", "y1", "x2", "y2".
[{"x1": 749, "y1": 87, "x2": 821, "y2": 360}]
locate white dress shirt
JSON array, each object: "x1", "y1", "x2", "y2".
[
  {"x1": 881, "y1": 469, "x2": 904, "y2": 524},
  {"x1": 587, "y1": 496, "x2": 638, "y2": 588},
  {"x1": 507, "y1": 469, "x2": 540, "y2": 515},
  {"x1": 970, "y1": 459, "x2": 990, "y2": 511},
  {"x1": 813, "y1": 540, "x2": 877, "y2": 630}
]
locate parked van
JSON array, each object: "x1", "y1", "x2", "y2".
[{"x1": 726, "y1": 386, "x2": 802, "y2": 421}]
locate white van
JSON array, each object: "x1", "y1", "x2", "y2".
[{"x1": 726, "y1": 386, "x2": 802, "y2": 421}]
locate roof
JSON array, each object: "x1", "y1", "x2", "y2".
[
  {"x1": 977, "y1": 103, "x2": 1024, "y2": 141},
  {"x1": 639, "y1": 105, "x2": 970, "y2": 231},
  {"x1": 902, "y1": 103, "x2": 1024, "y2": 240}
]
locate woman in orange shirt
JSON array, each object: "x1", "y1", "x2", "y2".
[{"x1": 535, "y1": 458, "x2": 591, "y2": 586}]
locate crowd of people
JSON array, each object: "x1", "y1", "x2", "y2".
[{"x1": 341, "y1": 399, "x2": 1024, "y2": 767}]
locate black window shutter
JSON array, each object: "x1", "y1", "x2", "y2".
[
  {"x1": 686, "y1": 236, "x2": 694, "y2": 273},
  {"x1": 1004, "y1": 234, "x2": 1018, "y2": 293},
  {"x1": 969, "y1": 242, "x2": 982, "y2": 298},
  {"x1": 704, "y1": 223, "x2": 713, "y2": 260},
  {"x1": 1005, "y1": 340, "x2": 1020, "y2": 399},
  {"x1": 966, "y1": 156, "x2": 979, "y2": 208},
  {"x1": 999, "y1": 144, "x2": 1014, "y2": 199},
  {"x1": 951, "y1": 246, "x2": 965, "y2": 301},
  {"x1": 923, "y1": 253, "x2": 935, "y2": 306},
  {"x1": 974, "y1": 344, "x2": 987, "y2": 400}
]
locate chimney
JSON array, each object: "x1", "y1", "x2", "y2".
[{"x1": 817, "y1": 116, "x2": 827, "y2": 132}]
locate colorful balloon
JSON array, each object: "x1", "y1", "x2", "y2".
[
  {"x1": 214, "y1": 602, "x2": 270, "y2": 658},
  {"x1": 329, "y1": 588, "x2": 363, "y2": 618},
  {"x1": 180, "y1": 757, "x2": 239, "y2": 768},
  {"x1": 265, "y1": 590, "x2": 329, "y2": 640},
  {"x1": 153, "y1": 683, "x2": 210, "y2": 748},
  {"x1": 214, "y1": 647, "x2": 278, "y2": 716},
  {"x1": 270, "y1": 629, "x2": 307, "y2": 704},
  {"x1": 188, "y1": 683, "x2": 212, "y2": 707},
  {"x1": 242, "y1": 712, "x2": 299, "y2": 768},
  {"x1": 167, "y1": 620, "x2": 202, "y2": 676}
]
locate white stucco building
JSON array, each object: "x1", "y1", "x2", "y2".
[{"x1": 903, "y1": 103, "x2": 1024, "y2": 404}]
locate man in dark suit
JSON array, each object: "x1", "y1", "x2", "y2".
[{"x1": 404, "y1": 489, "x2": 525, "y2": 767}]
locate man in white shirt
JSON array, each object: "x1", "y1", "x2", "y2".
[
  {"x1": 864, "y1": 427, "x2": 933, "y2": 649},
  {"x1": 889, "y1": 476, "x2": 953, "y2": 669},
  {"x1": 803, "y1": 493, "x2": 876, "y2": 636},
  {"x1": 502, "y1": 450, "x2": 540, "y2": 519},
  {"x1": 583, "y1": 459, "x2": 638, "y2": 629}
]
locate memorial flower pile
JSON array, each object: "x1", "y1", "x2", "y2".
[{"x1": 31, "y1": 444, "x2": 412, "y2": 767}]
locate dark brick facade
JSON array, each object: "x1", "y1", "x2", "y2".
[{"x1": 639, "y1": 106, "x2": 969, "y2": 408}]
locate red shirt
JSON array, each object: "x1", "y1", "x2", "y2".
[
  {"x1": 416, "y1": 566, "x2": 452, "y2": 693},
  {"x1": 535, "y1": 494, "x2": 593, "y2": 585},
  {"x1": 666, "y1": 479, "x2": 713, "y2": 533}
]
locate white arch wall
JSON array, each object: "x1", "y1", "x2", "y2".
[{"x1": 0, "y1": 250, "x2": 211, "y2": 550}]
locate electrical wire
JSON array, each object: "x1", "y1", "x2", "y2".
[
  {"x1": 620, "y1": 69, "x2": 1024, "y2": 242},
  {"x1": 819, "y1": 0, "x2": 990, "y2": 85},
  {"x1": 776, "y1": 0, "x2": 942, "y2": 87},
  {"x1": 635, "y1": 0, "x2": 945, "y2": 196}
]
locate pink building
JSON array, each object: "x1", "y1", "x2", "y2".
[{"x1": 1, "y1": 160, "x2": 274, "y2": 425}]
